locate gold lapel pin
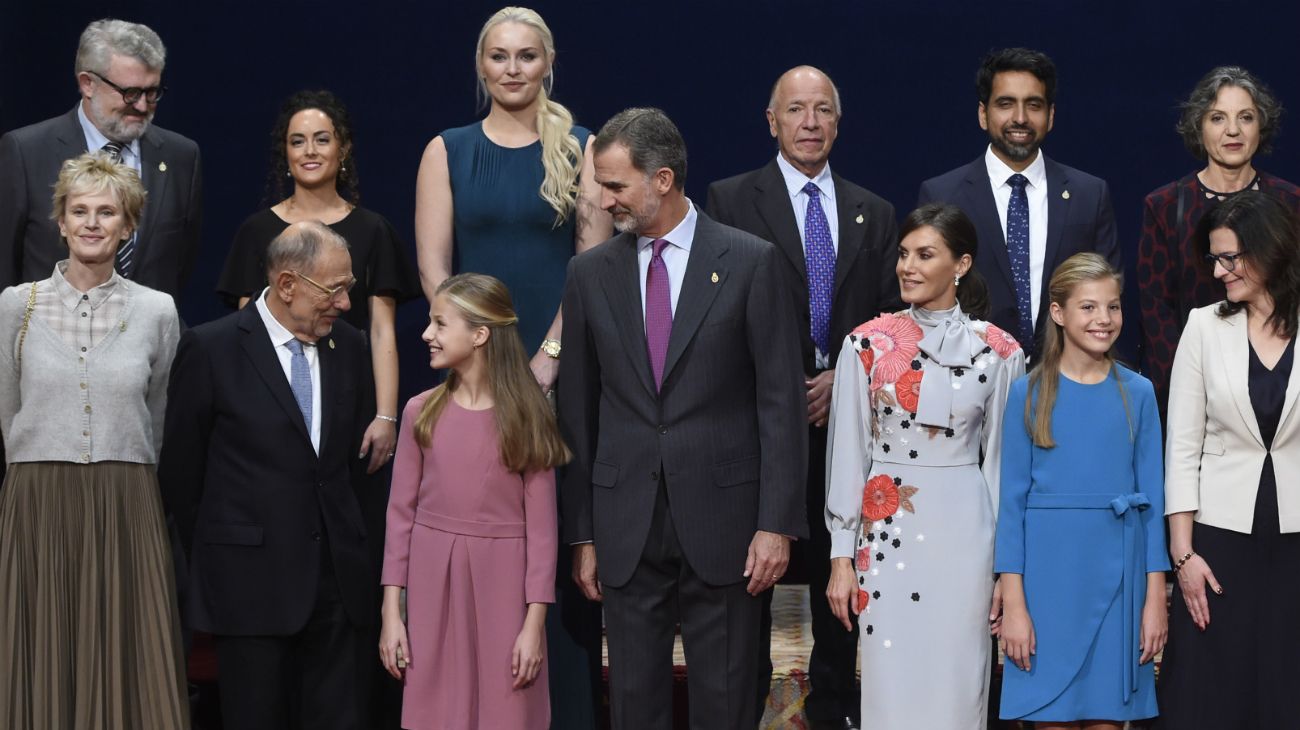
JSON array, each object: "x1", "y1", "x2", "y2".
[
  {"x1": 711, "y1": 272, "x2": 719, "y2": 283},
  {"x1": 158, "y1": 161, "x2": 167, "y2": 172},
  {"x1": 328, "y1": 338, "x2": 336, "y2": 350},
  {"x1": 855, "y1": 214, "x2": 864, "y2": 224},
  {"x1": 1061, "y1": 190, "x2": 1070, "y2": 200}
]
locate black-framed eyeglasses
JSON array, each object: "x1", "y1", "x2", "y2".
[
  {"x1": 87, "y1": 70, "x2": 166, "y2": 105},
  {"x1": 1205, "y1": 252, "x2": 1246, "y2": 272},
  {"x1": 290, "y1": 270, "x2": 357, "y2": 300}
]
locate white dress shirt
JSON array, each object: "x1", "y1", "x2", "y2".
[
  {"x1": 255, "y1": 288, "x2": 322, "y2": 454},
  {"x1": 984, "y1": 145, "x2": 1048, "y2": 325},
  {"x1": 776, "y1": 154, "x2": 840, "y2": 367},
  {"x1": 637, "y1": 200, "x2": 698, "y2": 323}
]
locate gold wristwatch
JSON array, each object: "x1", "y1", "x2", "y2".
[{"x1": 541, "y1": 338, "x2": 562, "y2": 358}]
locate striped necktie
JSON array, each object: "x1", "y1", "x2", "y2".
[{"x1": 100, "y1": 141, "x2": 138, "y2": 278}]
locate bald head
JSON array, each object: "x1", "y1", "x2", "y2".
[{"x1": 766, "y1": 66, "x2": 841, "y2": 177}]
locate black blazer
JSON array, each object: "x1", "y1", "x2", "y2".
[
  {"x1": 917, "y1": 154, "x2": 1120, "y2": 354},
  {"x1": 557, "y1": 210, "x2": 808, "y2": 587},
  {"x1": 706, "y1": 159, "x2": 902, "y2": 374},
  {"x1": 0, "y1": 107, "x2": 202, "y2": 297},
  {"x1": 158, "y1": 304, "x2": 375, "y2": 636}
]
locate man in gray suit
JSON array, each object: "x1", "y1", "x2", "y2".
[
  {"x1": 0, "y1": 18, "x2": 202, "y2": 298},
  {"x1": 558, "y1": 107, "x2": 807, "y2": 730}
]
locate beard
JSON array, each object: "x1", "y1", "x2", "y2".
[
  {"x1": 990, "y1": 124, "x2": 1039, "y2": 163},
  {"x1": 87, "y1": 93, "x2": 153, "y2": 143},
  {"x1": 610, "y1": 187, "x2": 662, "y2": 235}
]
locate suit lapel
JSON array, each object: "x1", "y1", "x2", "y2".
[
  {"x1": 600, "y1": 233, "x2": 658, "y2": 398},
  {"x1": 831, "y1": 173, "x2": 867, "y2": 301},
  {"x1": 135, "y1": 128, "x2": 168, "y2": 266},
  {"x1": 1215, "y1": 312, "x2": 1264, "y2": 447},
  {"x1": 1040, "y1": 157, "x2": 1070, "y2": 323},
  {"x1": 238, "y1": 304, "x2": 315, "y2": 451},
  {"x1": 317, "y1": 332, "x2": 337, "y2": 456},
  {"x1": 661, "y1": 215, "x2": 727, "y2": 386},
  {"x1": 55, "y1": 107, "x2": 90, "y2": 160},
  {"x1": 961, "y1": 157, "x2": 1014, "y2": 291},
  {"x1": 753, "y1": 161, "x2": 806, "y2": 280}
]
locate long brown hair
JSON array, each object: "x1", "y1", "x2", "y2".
[
  {"x1": 413, "y1": 273, "x2": 571, "y2": 472},
  {"x1": 1024, "y1": 253, "x2": 1132, "y2": 448}
]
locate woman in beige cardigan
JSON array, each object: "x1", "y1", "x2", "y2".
[{"x1": 1159, "y1": 191, "x2": 1300, "y2": 729}]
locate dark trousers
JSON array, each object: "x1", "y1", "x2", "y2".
[
  {"x1": 214, "y1": 560, "x2": 364, "y2": 730},
  {"x1": 756, "y1": 423, "x2": 860, "y2": 725},
  {"x1": 546, "y1": 543, "x2": 604, "y2": 729},
  {"x1": 604, "y1": 480, "x2": 762, "y2": 730}
]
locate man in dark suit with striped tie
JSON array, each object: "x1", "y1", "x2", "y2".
[{"x1": 0, "y1": 18, "x2": 202, "y2": 298}]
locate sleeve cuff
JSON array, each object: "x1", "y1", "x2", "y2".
[{"x1": 830, "y1": 529, "x2": 857, "y2": 560}]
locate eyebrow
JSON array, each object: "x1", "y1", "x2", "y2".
[{"x1": 486, "y1": 46, "x2": 540, "y2": 53}]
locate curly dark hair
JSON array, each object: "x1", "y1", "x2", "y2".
[
  {"x1": 264, "y1": 89, "x2": 360, "y2": 205},
  {"x1": 1176, "y1": 66, "x2": 1283, "y2": 160},
  {"x1": 1197, "y1": 190, "x2": 1300, "y2": 338},
  {"x1": 976, "y1": 47, "x2": 1057, "y2": 107}
]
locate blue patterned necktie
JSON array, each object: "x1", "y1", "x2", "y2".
[
  {"x1": 285, "y1": 339, "x2": 312, "y2": 426},
  {"x1": 802, "y1": 182, "x2": 835, "y2": 354},
  {"x1": 1006, "y1": 173, "x2": 1034, "y2": 351},
  {"x1": 100, "y1": 141, "x2": 138, "y2": 278}
]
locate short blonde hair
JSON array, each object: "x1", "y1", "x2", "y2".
[{"x1": 50, "y1": 152, "x2": 147, "y2": 234}]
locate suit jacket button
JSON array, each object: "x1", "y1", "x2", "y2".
[
  {"x1": 658, "y1": 425, "x2": 668, "y2": 435},
  {"x1": 311, "y1": 531, "x2": 322, "y2": 542},
  {"x1": 650, "y1": 471, "x2": 659, "y2": 481}
]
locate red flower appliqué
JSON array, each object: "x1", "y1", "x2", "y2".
[
  {"x1": 857, "y1": 345, "x2": 875, "y2": 378},
  {"x1": 862, "y1": 474, "x2": 900, "y2": 521},
  {"x1": 856, "y1": 589, "x2": 870, "y2": 613},
  {"x1": 895, "y1": 368, "x2": 923, "y2": 413},
  {"x1": 858, "y1": 314, "x2": 922, "y2": 390},
  {"x1": 983, "y1": 324, "x2": 1021, "y2": 359}
]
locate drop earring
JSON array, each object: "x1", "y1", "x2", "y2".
[{"x1": 954, "y1": 274, "x2": 961, "y2": 287}]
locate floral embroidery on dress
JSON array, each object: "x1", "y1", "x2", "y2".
[
  {"x1": 858, "y1": 314, "x2": 923, "y2": 390},
  {"x1": 895, "y1": 368, "x2": 923, "y2": 413},
  {"x1": 982, "y1": 323, "x2": 1022, "y2": 359},
  {"x1": 858, "y1": 345, "x2": 875, "y2": 378},
  {"x1": 862, "y1": 474, "x2": 900, "y2": 521},
  {"x1": 856, "y1": 588, "x2": 870, "y2": 613}
]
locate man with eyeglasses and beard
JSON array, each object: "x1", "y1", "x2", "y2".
[
  {"x1": 918, "y1": 48, "x2": 1120, "y2": 361},
  {"x1": 0, "y1": 18, "x2": 202, "y2": 299}
]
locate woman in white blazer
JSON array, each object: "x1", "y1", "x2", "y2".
[{"x1": 1158, "y1": 191, "x2": 1300, "y2": 729}]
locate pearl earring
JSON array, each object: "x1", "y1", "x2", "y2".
[{"x1": 954, "y1": 275, "x2": 961, "y2": 287}]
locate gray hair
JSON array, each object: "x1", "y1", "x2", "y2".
[
  {"x1": 767, "y1": 66, "x2": 843, "y2": 116},
  {"x1": 593, "y1": 107, "x2": 688, "y2": 191},
  {"x1": 1177, "y1": 66, "x2": 1282, "y2": 159},
  {"x1": 266, "y1": 221, "x2": 350, "y2": 278},
  {"x1": 75, "y1": 19, "x2": 166, "y2": 76}
]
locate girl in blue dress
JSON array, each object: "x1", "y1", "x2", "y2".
[{"x1": 995, "y1": 252, "x2": 1170, "y2": 728}]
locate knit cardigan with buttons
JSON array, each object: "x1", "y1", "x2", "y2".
[{"x1": 0, "y1": 278, "x2": 179, "y2": 465}]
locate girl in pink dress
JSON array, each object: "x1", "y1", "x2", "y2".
[{"x1": 379, "y1": 273, "x2": 568, "y2": 729}]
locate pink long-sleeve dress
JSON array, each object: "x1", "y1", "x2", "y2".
[{"x1": 383, "y1": 392, "x2": 557, "y2": 730}]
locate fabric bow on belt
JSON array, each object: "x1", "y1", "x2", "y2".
[{"x1": 910, "y1": 304, "x2": 987, "y2": 427}]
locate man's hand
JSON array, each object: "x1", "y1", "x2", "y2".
[
  {"x1": 806, "y1": 369, "x2": 835, "y2": 427},
  {"x1": 571, "y1": 543, "x2": 602, "y2": 602},
  {"x1": 743, "y1": 530, "x2": 790, "y2": 596}
]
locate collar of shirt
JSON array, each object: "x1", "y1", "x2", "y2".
[
  {"x1": 775, "y1": 153, "x2": 834, "y2": 201},
  {"x1": 254, "y1": 287, "x2": 316, "y2": 352},
  {"x1": 636, "y1": 198, "x2": 699, "y2": 255},
  {"x1": 77, "y1": 103, "x2": 142, "y2": 168},
  {"x1": 984, "y1": 144, "x2": 1047, "y2": 191},
  {"x1": 51, "y1": 259, "x2": 121, "y2": 312}
]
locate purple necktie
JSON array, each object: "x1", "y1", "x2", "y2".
[
  {"x1": 645, "y1": 238, "x2": 673, "y2": 390},
  {"x1": 802, "y1": 182, "x2": 834, "y2": 354}
]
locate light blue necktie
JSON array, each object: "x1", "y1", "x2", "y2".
[
  {"x1": 1006, "y1": 173, "x2": 1034, "y2": 355},
  {"x1": 285, "y1": 339, "x2": 312, "y2": 426},
  {"x1": 802, "y1": 182, "x2": 835, "y2": 354}
]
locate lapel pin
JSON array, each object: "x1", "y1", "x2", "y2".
[
  {"x1": 158, "y1": 161, "x2": 167, "y2": 172},
  {"x1": 711, "y1": 272, "x2": 719, "y2": 283},
  {"x1": 855, "y1": 214, "x2": 864, "y2": 224},
  {"x1": 328, "y1": 338, "x2": 335, "y2": 350},
  {"x1": 119, "y1": 321, "x2": 127, "y2": 332},
  {"x1": 1061, "y1": 190, "x2": 1070, "y2": 200}
]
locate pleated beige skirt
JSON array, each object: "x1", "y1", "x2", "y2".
[{"x1": 0, "y1": 461, "x2": 190, "y2": 730}]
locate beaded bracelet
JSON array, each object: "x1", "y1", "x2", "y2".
[
  {"x1": 1174, "y1": 552, "x2": 1196, "y2": 571},
  {"x1": 375, "y1": 414, "x2": 397, "y2": 423}
]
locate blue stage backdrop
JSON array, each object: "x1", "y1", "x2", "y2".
[{"x1": 6, "y1": 0, "x2": 1300, "y2": 399}]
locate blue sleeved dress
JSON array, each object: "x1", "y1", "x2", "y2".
[{"x1": 995, "y1": 364, "x2": 1170, "y2": 722}]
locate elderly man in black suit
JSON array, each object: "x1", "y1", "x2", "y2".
[
  {"x1": 918, "y1": 47, "x2": 1120, "y2": 360},
  {"x1": 160, "y1": 222, "x2": 375, "y2": 730},
  {"x1": 706, "y1": 65, "x2": 899, "y2": 730},
  {"x1": 0, "y1": 18, "x2": 202, "y2": 298},
  {"x1": 559, "y1": 107, "x2": 806, "y2": 730}
]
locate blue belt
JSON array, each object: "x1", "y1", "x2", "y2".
[{"x1": 1025, "y1": 492, "x2": 1150, "y2": 702}]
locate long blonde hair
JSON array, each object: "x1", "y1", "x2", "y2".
[
  {"x1": 1024, "y1": 253, "x2": 1133, "y2": 448},
  {"x1": 476, "y1": 6, "x2": 583, "y2": 226},
  {"x1": 414, "y1": 273, "x2": 571, "y2": 473}
]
